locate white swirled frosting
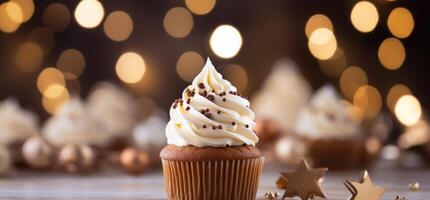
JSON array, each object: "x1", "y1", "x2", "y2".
[
  {"x1": 295, "y1": 85, "x2": 361, "y2": 139},
  {"x1": 166, "y1": 58, "x2": 258, "y2": 147}
]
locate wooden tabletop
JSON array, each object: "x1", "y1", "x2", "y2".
[{"x1": 0, "y1": 165, "x2": 429, "y2": 200}]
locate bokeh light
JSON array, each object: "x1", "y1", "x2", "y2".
[
  {"x1": 305, "y1": 14, "x2": 333, "y2": 38},
  {"x1": 339, "y1": 66, "x2": 368, "y2": 99},
  {"x1": 42, "y1": 89, "x2": 70, "y2": 114},
  {"x1": 395, "y1": 95, "x2": 422, "y2": 126},
  {"x1": 387, "y1": 84, "x2": 411, "y2": 113},
  {"x1": 103, "y1": 11, "x2": 134, "y2": 42},
  {"x1": 37, "y1": 68, "x2": 66, "y2": 96},
  {"x1": 176, "y1": 51, "x2": 204, "y2": 82},
  {"x1": 350, "y1": 1, "x2": 379, "y2": 33},
  {"x1": 42, "y1": 3, "x2": 71, "y2": 33},
  {"x1": 308, "y1": 28, "x2": 337, "y2": 60},
  {"x1": 209, "y1": 24, "x2": 243, "y2": 59},
  {"x1": 353, "y1": 85, "x2": 382, "y2": 119},
  {"x1": 185, "y1": 0, "x2": 216, "y2": 15},
  {"x1": 43, "y1": 84, "x2": 66, "y2": 99},
  {"x1": 4, "y1": 2, "x2": 23, "y2": 23},
  {"x1": 318, "y1": 48, "x2": 346, "y2": 77},
  {"x1": 223, "y1": 64, "x2": 248, "y2": 93},
  {"x1": 29, "y1": 27, "x2": 55, "y2": 55},
  {"x1": 74, "y1": 0, "x2": 104, "y2": 29},
  {"x1": 57, "y1": 49, "x2": 86, "y2": 77},
  {"x1": 11, "y1": 0, "x2": 34, "y2": 22},
  {"x1": 163, "y1": 7, "x2": 193, "y2": 38},
  {"x1": 0, "y1": 2, "x2": 21, "y2": 33},
  {"x1": 387, "y1": 7, "x2": 414, "y2": 39},
  {"x1": 116, "y1": 52, "x2": 146, "y2": 84},
  {"x1": 15, "y1": 42, "x2": 44, "y2": 73},
  {"x1": 378, "y1": 37, "x2": 406, "y2": 70}
]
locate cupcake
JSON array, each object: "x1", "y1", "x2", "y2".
[
  {"x1": 295, "y1": 85, "x2": 367, "y2": 170},
  {"x1": 42, "y1": 98, "x2": 110, "y2": 148},
  {"x1": 0, "y1": 98, "x2": 38, "y2": 163},
  {"x1": 87, "y1": 82, "x2": 138, "y2": 150},
  {"x1": 252, "y1": 58, "x2": 311, "y2": 141},
  {"x1": 133, "y1": 109, "x2": 167, "y2": 165},
  {"x1": 160, "y1": 58, "x2": 263, "y2": 200}
]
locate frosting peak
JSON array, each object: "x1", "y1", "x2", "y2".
[{"x1": 166, "y1": 58, "x2": 258, "y2": 147}]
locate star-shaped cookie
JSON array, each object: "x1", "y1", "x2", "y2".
[
  {"x1": 277, "y1": 158, "x2": 327, "y2": 200},
  {"x1": 344, "y1": 170, "x2": 386, "y2": 200}
]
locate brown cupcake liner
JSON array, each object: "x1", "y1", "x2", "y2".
[{"x1": 162, "y1": 157, "x2": 264, "y2": 200}]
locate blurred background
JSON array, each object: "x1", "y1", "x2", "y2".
[{"x1": 1, "y1": 0, "x2": 430, "y2": 175}]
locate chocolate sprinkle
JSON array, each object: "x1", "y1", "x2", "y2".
[
  {"x1": 222, "y1": 98, "x2": 226, "y2": 102},
  {"x1": 212, "y1": 126, "x2": 216, "y2": 130},
  {"x1": 232, "y1": 122, "x2": 236, "y2": 126},
  {"x1": 185, "y1": 106, "x2": 190, "y2": 111},
  {"x1": 217, "y1": 110, "x2": 221, "y2": 114},
  {"x1": 245, "y1": 124, "x2": 249, "y2": 128},
  {"x1": 203, "y1": 125, "x2": 207, "y2": 128},
  {"x1": 218, "y1": 125, "x2": 222, "y2": 129},
  {"x1": 198, "y1": 83, "x2": 205, "y2": 89}
]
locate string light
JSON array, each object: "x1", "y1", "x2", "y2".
[
  {"x1": 353, "y1": 85, "x2": 382, "y2": 119},
  {"x1": 387, "y1": 7, "x2": 414, "y2": 39},
  {"x1": 103, "y1": 11, "x2": 134, "y2": 42},
  {"x1": 350, "y1": 1, "x2": 379, "y2": 33},
  {"x1": 4, "y1": 1, "x2": 23, "y2": 23},
  {"x1": 163, "y1": 7, "x2": 193, "y2": 38},
  {"x1": 0, "y1": 2, "x2": 21, "y2": 33},
  {"x1": 209, "y1": 24, "x2": 243, "y2": 59},
  {"x1": 395, "y1": 95, "x2": 422, "y2": 126},
  {"x1": 74, "y1": 0, "x2": 104, "y2": 29},
  {"x1": 43, "y1": 84, "x2": 66, "y2": 99},
  {"x1": 387, "y1": 84, "x2": 411, "y2": 113},
  {"x1": 339, "y1": 66, "x2": 368, "y2": 99},
  {"x1": 185, "y1": 0, "x2": 216, "y2": 15},
  {"x1": 57, "y1": 49, "x2": 86, "y2": 78},
  {"x1": 308, "y1": 28, "x2": 337, "y2": 60},
  {"x1": 176, "y1": 51, "x2": 204, "y2": 82},
  {"x1": 37, "y1": 68, "x2": 66, "y2": 96},
  {"x1": 116, "y1": 52, "x2": 146, "y2": 84},
  {"x1": 42, "y1": 3, "x2": 71, "y2": 33},
  {"x1": 15, "y1": 42, "x2": 44, "y2": 73},
  {"x1": 222, "y1": 64, "x2": 248, "y2": 93},
  {"x1": 42, "y1": 89, "x2": 70, "y2": 114},
  {"x1": 378, "y1": 37, "x2": 405, "y2": 70},
  {"x1": 10, "y1": 0, "x2": 34, "y2": 22},
  {"x1": 305, "y1": 14, "x2": 333, "y2": 38}
]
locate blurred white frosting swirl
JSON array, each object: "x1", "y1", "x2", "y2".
[
  {"x1": 0, "y1": 98, "x2": 38, "y2": 146},
  {"x1": 42, "y1": 98, "x2": 109, "y2": 147},
  {"x1": 252, "y1": 58, "x2": 311, "y2": 133},
  {"x1": 295, "y1": 85, "x2": 361, "y2": 139},
  {"x1": 166, "y1": 58, "x2": 259, "y2": 147}
]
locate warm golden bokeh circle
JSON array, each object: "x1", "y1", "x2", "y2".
[
  {"x1": 308, "y1": 28, "x2": 337, "y2": 60},
  {"x1": 103, "y1": 11, "x2": 134, "y2": 42},
  {"x1": 318, "y1": 48, "x2": 346, "y2": 77},
  {"x1": 339, "y1": 66, "x2": 368, "y2": 99},
  {"x1": 163, "y1": 7, "x2": 193, "y2": 38},
  {"x1": 176, "y1": 51, "x2": 204, "y2": 82},
  {"x1": 353, "y1": 85, "x2": 382, "y2": 119},
  {"x1": 387, "y1": 7, "x2": 414, "y2": 39},
  {"x1": 4, "y1": 2, "x2": 23, "y2": 23},
  {"x1": 42, "y1": 3, "x2": 71, "y2": 33},
  {"x1": 116, "y1": 52, "x2": 146, "y2": 84},
  {"x1": 74, "y1": 0, "x2": 104, "y2": 29},
  {"x1": 350, "y1": 1, "x2": 379, "y2": 33},
  {"x1": 210, "y1": 24, "x2": 243, "y2": 59},
  {"x1": 305, "y1": 14, "x2": 333, "y2": 38},
  {"x1": 222, "y1": 64, "x2": 248, "y2": 93},
  {"x1": 57, "y1": 49, "x2": 86, "y2": 77},
  {"x1": 10, "y1": 0, "x2": 34, "y2": 22},
  {"x1": 42, "y1": 89, "x2": 70, "y2": 114},
  {"x1": 29, "y1": 27, "x2": 55, "y2": 55},
  {"x1": 37, "y1": 67, "x2": 66, "y2": 96},
  {"x1": 0, "y1": 2, "x2": 21, "y2": 33},
  {"x1": 386, "y1": 84, "x2": 411, "y2": 113},
  {"x1": 15, "y1": 42, "x2": 44, "y2": 73},
  {"x1": 395, "y1": 95, "x2": 422, "y2": 126},
  {"x1": 378, "y1": 37, "x2": 406, "y2": 70},
  {"x1": 185, "y1": 0, "x2": 216, "y2": 15}
]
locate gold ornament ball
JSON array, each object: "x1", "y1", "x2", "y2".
[
  {"x1": 120, "y1": 147, "x2": 150, "y2": 175},
  {"x1": 22, "y1": 136, "x2": 55, "y2": 169},
  {"x1": 58, "y1": 144, "x2": 95, "y2": 173}
]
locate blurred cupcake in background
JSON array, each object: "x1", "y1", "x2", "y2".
[
  {"x1": 87, "y1": 82, "x2": 138, "y2": 151},
  {"x1": 133, "y1": 109, "x2": 167, "y2": 166},
  {"x1": 398, "y1": 119, "x2": 430, "y2": 164},
  {"x1": 0, "y1": 98, "x2": 38, "y2": 163},
  {"x1": 295, "y1": 85, "x2": 371, "y2": 170},
  {"x1": 252, "y1": 58, "x2": 312, "y2": 144},
  {"x1": 42, "y1": 98, "x2": 110, "y2": 148}
]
